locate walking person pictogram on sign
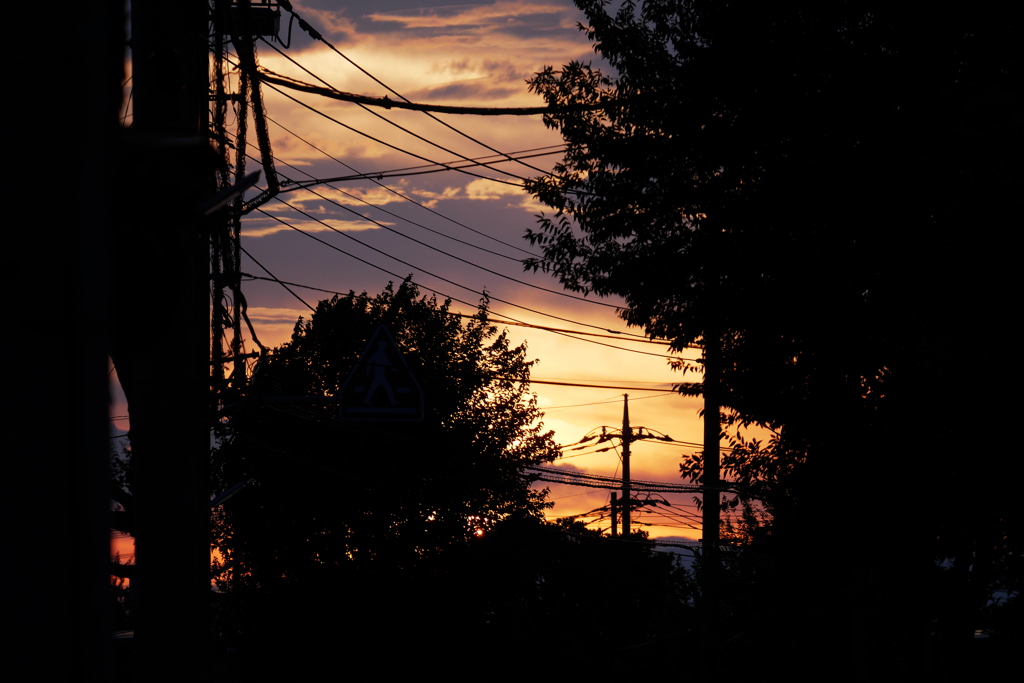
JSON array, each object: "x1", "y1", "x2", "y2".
[
  {"x1": 364, "y1": 340, "x2": 399, "y2": 406},
  {"x1": 339, "y1": 326, "x2": 423, "y2": 420}
]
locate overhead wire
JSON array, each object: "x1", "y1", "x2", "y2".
[
  {"x1": 545, "y1": 490, "x2": 600, "y2": 502},
  {"x1": 121, "y1": 76, "x2": 133, "y2": 127},
  {"x1": 526, "y1": 378, "x2": 677, "y2": 391},
  {"x1": 288, "y1": 146, "x2": 566, "y2": 186},
  {"x1": 235, "y1": 143, "x2": 525, "y2": 264},
  {"x1": 239, "y1": 260, "x2": 680, "y2": 361},
  {"x1": 556, "y1": 446, "x2": 618, "y2": 459},
  {"x1": 249, "y1": 203, "x2": 685, "y2": 357},
  {"x1": 654, "y1": 506, "x2": 705, "y2": 525},
  {"x1": 210, "y1": 8, "x2": 718, "y2": 540},
  {"x1": 258, "y1": 39, "x2": 540, "y2": 185},
  {"x1": 258, "y1": 68, "x2": 601, "y2": 118},
  {"x1": 527, "y1": 465, "x2": 703, "y2": 492},
  {"x1": 228, "y1": 15, "x2": 651, "y2": 347},
  {"x1": 224, "y1": 7, "x2": 708, "y2": 416},
  {"x1": 229, "y1": 57, "x2": 695, "y2": 354},
  {"x1": 542, "y1": 392, "x2": 676, "y2": 411},
  {"x1": 226, "y1": 58, "x2": 696, "y2": 362},
  {"x1": 643, "y1": 496, "x2": 704, "y2": 521},
  {"x1": 486, "y1": 317, "x2": 671, "y2": 344},
  {"x1": 261, "y1": 111, "x2": 543, "y2": 259},
  {"x1": 238, "y1": 244, "x2": 315, "y2": 312},
  {"x1": 262, "y1": 80, "x2": 526, "y2": 189},
  {"x1": 541, "y1": 377, "x2": 675, "y2": 385},
  {"x1": 237, "y1": 275, "x2": 690, "y2": 372},
  {"x1": 254, "y1": 172, "x2": 622, "y2": 309},
  {"x1": 221, "y1": 8, "x2": 667, "y2": 332},
  {"x1": 237, "y1": 272, "x2": 678, "y2": 349},
  {"x1": 275, "y1": 1, "x2": 568, "y2": 179}
]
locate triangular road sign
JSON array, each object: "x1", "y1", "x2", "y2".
[{"x1": 339, "y1": 326, "x2": 423, "y2": 421}]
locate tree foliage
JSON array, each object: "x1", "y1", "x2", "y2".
[
  {"x1": 526, "y1": 0, "x2": 1020, "y2": 674},
  {"x1": 527, "y1": 0, "x2": 1015, "y2": 424},
  {"x1": 526, "y1": 0, "x2": 1019, "y2": 503},
  {"x1": 451, "y1": 516, "x2": 696, "y2": 677},
  {"x1": 213, "y1": 281, "x2": 559, "y2": 587},
  {"x1": 211, "y1": 282, "x2": 697, "y2": 676}
]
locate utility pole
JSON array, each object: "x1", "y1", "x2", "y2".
[
  {"x1": 621, "y1": 394, "x2": 632, "y2": 535},
  {"x1": 111, "y1": 2, "x2": 213, "y2": 680},
  {"x1": 701, "y1": 328, "x2": 722, "y2": 681},
  {"x1": 610, "y1": 492, "x2": 619, "y2": 537},
  {"x1": 12, "y1": 2, "x2": 126, "y2": 679},
  {"x1": 572, "y1": 396, "x2": 672, "y2": 536}
]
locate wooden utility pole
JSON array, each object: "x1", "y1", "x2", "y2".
[
  {"x1": 111, "y1": 1, "x2": 213, "y2": 680},
  {"x1": 621, "y1": 394, "x2": 632, "y2": 535},
  {"x1": 581, "y1": 396, "x2": 669, "y2": 537},
  {"x1": 701, "y1": 330, "x2": 721, "y2": 681},
  {"x1": 610, "y1": 492, "x2": 619, "y2": 537},
  {"x1": 11, "y1": 2, "x2": 126, "y2": 679}
]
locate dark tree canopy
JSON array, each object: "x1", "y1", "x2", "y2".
[
  {"x1": 527, "y1": 0, "x2": 1016, "y2": 424},
  {"x1": 211, "y1": 282, "x2": 695, "y2": 677},
  {"x1": 526, "y1": 1, "x2": 1020, "y2": 675},
  {"x1": 527, "y1": 0, "x2": 1018, "y2": 495},
  {"x1": 213, "y1": 282, "x2": 559, "y2": 586}
]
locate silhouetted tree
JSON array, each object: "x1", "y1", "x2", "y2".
[
  {"x1": 211, "y1": 281, "x2": 561, "y2": 675},
  {"x1": 526, "y1": 1, "x2": 1020, "y2": 677},
  {"x1": 449, "y1": 517, "x2": 696, "y2": 677}
]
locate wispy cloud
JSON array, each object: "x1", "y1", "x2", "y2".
[
  {"x1": 255, "y1": 1, "x2": 594, "y2": 171},
  {"x1": 465, "y1": 178, "x2": 528, "y2": 200},
  {"x1": 243, "y1": 217, "x2": 384, "y2": 238},
  {"x1": 408, "y1": 80, "x2": 522, "y2": 102},
  {"x1": 284, "y1": 184, "x2": 415, "y2": 208},
  {"x1": 409, "y1": 185, "x2": 462, "y2": 208},
  {"x1": 517, "y1": 193, "x2": 550, "y2": 214},
  {"x1": 244, "y1": 306, "x2": 309, "y2": 324},
  {"x1": 397, "y1": 179, "x2": 529, "y2": 207},
  {"x1": 298, "y1": 7, "x2": 360, "y2": 41},
  {"x1": 367, "y1": 2, "x2": 569, "y2": 30}
]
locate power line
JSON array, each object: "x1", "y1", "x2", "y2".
[
  {"x1": 249, "y1": 204, "x2": 684, "y2": 351},
  {"x1": 283, "y1": 146, "x2": 566, "y2": 187},
  {"x1": 238, "y1": 244, "x2": 315, "y2": 312},
  {"x1": 237, "y1": 260, "x2": 680, "y2": 360},
  {"x1": 262, "y1": 80, "x2": 525, "y2": 190},
  {"x1": 556, "y1": 446, "x2": 618, "y2": 459},
  {"x1": 237, "y1": 272, "x2": 672, "y2": 345},
  {"x1": 258, "y1": 159, "x2": 529, "y2": 263},
  {"x1": 258, "y1": 68, "x2": 605, "y2": 117},
  {"x1": 280, "y1": 151, "x2": 562, "y2": 187},
  {"x1": 274, "y1": 1, "x2": 578, "y2": 180},
  {"x1": 237, "y1": 271, "x2": 686, "y2": 363},
  {"x1": 527, "y1": 379, "x2": 677, "y2": 392},
  {"x1": 255, "y1": 175, "x2": 622, "y2": 309},
  {"x1": 235, "y1": 138, "x2": 526, "y2": 264},
  {"x1": 542, "y1": 392, "x2": 678, "y2": 411},
  {"x1": 233, "y1": 128, "x2": 683, "y2": 345},
  {"x1": 257, "y1": 40, "x2": 540, "y2": 185},
  {"x1": 486, "y1": 317, "x2": 671, "y2": 344},
  {"x1": 528, "y1": 465, "x2": 705, "y2": 493},
  {"x1": 262, "y1": 112, "x2": 543, "y2": 259}
]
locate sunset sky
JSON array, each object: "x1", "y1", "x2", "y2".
[{"x1": 112, "y1": 0, "x2": 715, "y2": 551}]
